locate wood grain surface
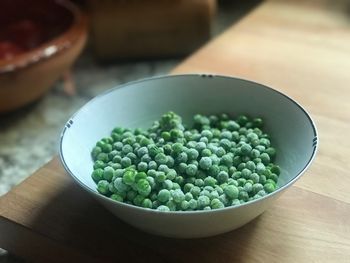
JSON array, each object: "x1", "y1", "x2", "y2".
[{"x1": 1, "y1": 0, "x2": 350, "y2": 262}]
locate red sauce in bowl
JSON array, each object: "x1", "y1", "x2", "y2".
[{"x1": 0, "y1": 0, "x2": 73, "y2": 61}]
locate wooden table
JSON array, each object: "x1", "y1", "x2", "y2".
[{"x1": 1, "y1": 1, "x2": 350, "y2": 262}]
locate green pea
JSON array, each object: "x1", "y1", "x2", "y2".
[
  {"x1": 97, "y1": 180, "x2": 110, "y2": 195},
  {"x1": 103, "y1": 166, "x2": 115, "y2": 181},
  {"x1": 97, "y1": 152, "x2": 109, "y2": 162},
  {"x1": 224, "y1": 185, "x2": 239, "y2": 199},
  {"x1": 217, "y1": 171, "x2": 229, "y2": 184},
  {"x1": 186, "y1": 164, "x2": 198, "y2": 176},
  {"x1": 264, "y1": 182, "x2": 276, "y2": 193},
  {"x1": 92, "y1": 168, "x2": 104, "y2": 182},
  {"x1": 204, "y1": 176, "x2": 217, "y2": 187},
  {"x1": 110, "y1": 193, "x2": 124, "y2": 202}
]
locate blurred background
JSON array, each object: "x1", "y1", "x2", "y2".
[{"x1": 0, "y1": 0, "x2": 260, "y2": 261}]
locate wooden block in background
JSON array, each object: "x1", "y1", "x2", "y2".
[{"x1": 88, "y1": 0, "x2": 216, "y2": 59}]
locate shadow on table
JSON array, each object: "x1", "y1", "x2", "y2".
[{"x1": 26, "y1": 177, "x2": 262, "y2": 263}]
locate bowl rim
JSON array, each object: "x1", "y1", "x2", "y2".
[
  {"x1": 59, "y1": 74, "x2": 319, "y2": 214},
  {"x1": 0, "y1": 0, "x2": 87, "y2": 74}
]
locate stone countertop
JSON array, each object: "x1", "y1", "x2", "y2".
[{"x1": 0, "y1": 1, "x2": 260, "y2": 261}]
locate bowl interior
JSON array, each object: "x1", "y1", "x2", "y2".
[{"x1": 60, "y1": 75, "x2": 317, "y2": 195}]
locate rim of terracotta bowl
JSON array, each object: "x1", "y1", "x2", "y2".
[
  {"x1": 59, "y1": 74, "x2": 319, "y2": 215},
  {"x1": 0, "y1": 0, "x2": 87, "y2": 74}
]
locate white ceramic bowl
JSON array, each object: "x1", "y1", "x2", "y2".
[{"x1": 59, "y1": 74, "x2": 318, "y2": 238}]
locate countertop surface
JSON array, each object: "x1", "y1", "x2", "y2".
[{"x1": 1, "y1": 0, "x2": 350, "y2": 262}]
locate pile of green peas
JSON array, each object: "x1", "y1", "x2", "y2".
[{"x1": 91, "y1": 112, "x2": 280, "y2": 211}]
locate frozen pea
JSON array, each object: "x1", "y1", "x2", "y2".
[
  {"x1": 253, "y1": 183, "x2": 264, "y2": 194},
  {"x1": 210, "y1": 198, "x2": 225, "y2": 209},
  {"x1": 198, "y1": 195, "x2": 210, "y2": 208},
  {"x1": 135, "y1": 172, "x2": 147, "y2": 182},
  {"x1": 157, "y1": 205, "x2": 170, "y2": 212},
  {"x1": 250, "y1": 173, "x2": 260, "y2": 183},
  {"x1": 241, "y1": 168, "x2": 252, "y2": 179},
  {"x1": 265, "y1": 147, "x2": 276, "y2": 158},
  {"x1": 228, "y1": 178, "x2": 238, "y2": 186},
  {"x1": 172, "y1": 142, "x2": 184, "y2": 155},
  {"x1": 204, "y1": 176, "x2": 217, "y2": 187},
  {"x1": 158, "y1": 164, "x2": 170, "y2": 173},
  {"x1": 147, "y1": 169, "x2": 157, "y2": 178},
  {"x1": 176, "y1": 152, "x2": 188, "y2": 164},
  {"x1": 224, "y1": 185, "x2": 239, "y2": 199},
  {"x1": 246, "y1": 161, "x2": 256, "y2": 171},
  {"x1": 255, "y1": 145, "x2": 266, "y2": 153},
  {"x1": 219, "y1": 194, "x2": 229, "y2": 206},
  {"x1": 166, "y1": 169, "x2": 177, "y2": 180},
  {"x1": 210, "y1": 191, "x2": 220, "y2": 200},
  {"x1": 232, "y1": 171, "x2": 241, "y2": 180},
  {"x1": 237, "y1": 178, "x2": 246, "y2": 186},
  {"x1": 244, "y1": 182, "x2": 253, "y2": 193},
  {"x1": 256, "y1": 162, "x2": 266, "y2": 175},
  {"x1": 186, "y1": 164, "x2": 198, "y2": 176},
  {"x1": 97, "y1": 180, "x2": 109, "y2": 195},
  {"x1": 240, "y1": 143, "x2": 252, "y2": 155},
  {"x1": 146, "y1": 176, "x2": 156, "y2": 189},
  {"x1": 210, "y1": 155, "x2": 220, "y2": 165},
  {"x1": 92, "y1": 168, "x2": 104, "y2": 182},
  {"x1": 155, "y1": 153, "x2": 168, "y2": 165},
  {"x1": 158, "y1": 189, "x2": 171, "y2": 203},
  {"x1": 219, "y1": 165, "x2": 229, "y2": 173},
  {"x1": 162, "y1": 179, "x2": 173, "y2": 190},
  {"x1": 172, "y1": 182, "x2": 181, "y2": 190},
  {"x1": 175, "y1": 175, "x2": 184, "y2": 185},
  {"x1": 269, "y1": 173, "x2": 279, "y2": 183},
  {"x1": 121, "y1": 157, "x2": 132, "y2": 168},
  {"x1": 190, "y1": 186, "x2": 201, "y2": 197},
  {"x1": 110, "y1": 193, "x2": 123, "y2": 202},
  {"x1": 196, "y1": 142, "x2": 207, "y2": 152},
  {"x1": 260, "y1": 138, "x2": 271, "y2": 147},
  {"x1": 188, "y1": 199, "x2": 198, "y2": 210},
  {"x1": 217, "y1": 171, "x2": 229, "y2": 184},
  {"x1": 123, "y1": 169, "x2": 136, "y2": 185},
  {"x1": 184, "y1": 183, "x2": 194, "y2": 193},
  {"x1": 137, "y1": 162, "x2": 148, "y2": 172},
  {"x1": 187, "y1": 148, "x2": 199, "y2": 160},
  {"x1": 260, "y1": 153, "x2": 271, "y2": 164},
  {"x1": 216, "y1": 147, "x2": 226, "y2": 157},
  {"x1": 142, "y1": 198, "x2": 153, "y2": 209},
  {"x1": 141, "y1": 154, "x2": 152, "y2": 163},
  {"x1": 137, "y1": 146, "x2": 148, "y2": 158},
  {"x1": 155, "y1": 171, "x2": 166, "y2": 183},
  {"x1": 231, "y1": 199, "x2": 241, "y2": 206},
  {"x1": 166, "y1": 155, "x2": 175, "y2": 167},
  {"x1": 165, "y1": 200, "x2": 177, "y2": 211},
  {"x1": 171, "y1": 189, "x2": 185, "y2": 203},
  {"x1": 181, "y1": 200, "x2": 190, "y2": 210},
  {"x1": 194, "y1": 178, "x2": 204, "y2": 187},
  {"x1": 264, "y1": 182, "x2": 276, "y2": 193},
  {"x1": 97, "y1": 152, "x2": 109, "y2": 162},
  {"x1": 199, "y1": 157, "x2": 212, "y2": 170},
  {"x1": 185, "y1": 192, "x2": 193, "y2": 201},
  {"x1": 136, "y1": 179, "x2": 152, "y2": 197},
  {"x1": 114, "y1": 178, "x2": 129, "y2": 193},
  {"x1": 270, "y1": 165, "x2": 281, "y2": 175},
  {"x1": 239, "y1": 190, "x2": 249, "y2": 201}
]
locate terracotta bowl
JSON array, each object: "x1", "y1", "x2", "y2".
[{"x1": 0, "y1": 0, "x2": 87, "y2": 113}]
